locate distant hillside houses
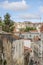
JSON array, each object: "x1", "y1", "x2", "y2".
[{"x1": 13, "y1": 22, "x2": 43, "y2": 32}]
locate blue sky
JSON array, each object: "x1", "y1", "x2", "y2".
[{"x1": 0, "y1": 0, "x2": 43, "y2": 22}]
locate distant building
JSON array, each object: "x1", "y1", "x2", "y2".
[
  {"x1": 13, "y1": 30, "x2": 40, "y2": 42},
  {"x1": 14, "y1": 22, "x2": 26, "y2": 32},
  {"x1": 13, "y1": 22, "x2": 43, "y2": 32}
]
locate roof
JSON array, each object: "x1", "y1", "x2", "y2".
[
  {"x1": 0, "y1": 30, "x2": 11, "y2": 35},
  {"x1": 12, "y1": 34, "x2": 20, "y2": 39},
  {"x1": 24, "y1": 46, "x2": 32, "y2": 52},
  {"x1": 23, "y1": 38, "x2": 32, "y2": 41},
  {"x1": 1, "y1": 31, "x2": 20, "y2": 40},
  {"x1": 30, "y1": 30, "x2": 38, "y2": 32},
  {"x1": 33, "y1": 36, "x2": 41, "y2": 41}
]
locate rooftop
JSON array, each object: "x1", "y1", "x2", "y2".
[{"x1": 33, "y1": 36, "x2": 41, "y2": 41}]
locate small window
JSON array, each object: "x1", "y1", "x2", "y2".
[{"x1": 30, "y1": 35, "x2": 31, "y2": 37}]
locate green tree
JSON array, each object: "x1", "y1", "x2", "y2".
[
  {"x1": 2, "y1": 13, "x2": 14, "y2": 32},
  {"x1": 24, "y1": 27, "x2": 36, "y2": 32},
  {"x1": 24, "y1": 27, "x2": 30, "y2": 32},
  {"x1": 0, "y1": 17, "x2": 2, "y2": 26}
]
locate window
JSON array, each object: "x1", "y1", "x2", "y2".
[{"x1": 29, "y1": 35, "x2": 31, "y2": 37}]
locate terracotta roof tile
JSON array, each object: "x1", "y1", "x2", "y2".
[
  {"x1": 24, "y1": 46, "x2": 32, "y2": 52},
  {"x1": 12, "y1": 34, "x2": 20, "y2": 39},
  {"x1": 30, "y1": 30, "x2": 38, "y2": 32},
  {"x1": 33, "y1": 36, "x2": 41, "y2": 41}
]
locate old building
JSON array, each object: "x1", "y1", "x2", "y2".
[
  {"x1": 32, "y1": 35, "x2": 43, "y2": 65},
  {"x1": 30, "y1": 25, "x2": 43, "y2": 65},
  {"x1": 12, "y1": 39, "x2": 24, "y2": 65},
  {"x1": 1, "y1": 33, "x2": 24, "y2": 65}
]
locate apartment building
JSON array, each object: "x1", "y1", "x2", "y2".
[
  {"x1": 14, "y1": 22, "x2": 26, "y2": 32},
  {"x1": 14, "y1": 22, "x2": 43, "y2": 32},
  {"x1": 2, "y1": 33, "x2": 24, "y2": 65},
  {"x1": 19, "y1": 31, "x2": 39, "y2": 39},
  {"x1": 14, "y1": 30, "x2": 40, "y2": 40},
  {"x1": 31, "y1": 25, "x2": 43, "y2": 65},
  {"x1": 12, "y1": 39, "x2": 24, "y2": 65},
  {"x1": 0, "y1": 30, "x2": 20, "y2": 65},
  {"x1": 12, "y1": 38, "x2": 33, "y2": 65},
  {"x1": 23, "y1": 39, "x2": 34, "y2": 65}
]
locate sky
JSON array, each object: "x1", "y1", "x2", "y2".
[{"x1": 0, "y1": 0, "x2": 43, "y2": 23}]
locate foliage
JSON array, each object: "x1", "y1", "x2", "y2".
[
  {"x1": 19, "y1": 26, "x2": 36, "y2": 32},
  {"x1": 4, "y1": 60, "x2": 7, "y2": 65},
  {"x1": 0, "y1": 17, "x2": 3, "y2": 26},
  {"x1": 2, "y1": 13, "x2": 14, "y2": 32},
  {"x1": 24, "y1": 26, "x2": 36, "y2": 32}
]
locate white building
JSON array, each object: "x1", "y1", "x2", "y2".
[
  {"x1": 14, "y1": 22, "x2": 26, "y2": 32},
  {"x1": 12, "y1": 38, "x2": 33, "y2": 65},
  {"x1": 19, "y1": 31, "x2": 39, "y2": 39},
  {"x1": 12, "y1": 39, "x2": 24, "y2": 65},
  {"x1": 32, "y1": 34, "x2": 43, "y2": 65}
]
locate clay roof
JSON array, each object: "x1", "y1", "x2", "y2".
[
  {"x1": 23, "y1": 38, "x2": 32, "y2": 41},
  {"x1": 12, "y1": 34, "x2": 20, "y2": 39},
  {"x1": 33, "y1": 36, "x2": 41, "y2": 41},
  {"x1": 30, "y1": 30, "x2": 38, "y2": 32},
  {"x1": 24, "y1": 46, "x2": 32, "y2": 52},
  {"x1": 2, "y1": 32, "x2": 20, "y2": 40}
]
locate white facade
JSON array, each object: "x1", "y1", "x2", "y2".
[
  {"x1": 12, "y1": 39, "x2": 33, "y2": 65},
  {"x1": 24, "y1": 40, "x2": 31, "y2": 48},
  {"x1": 20, "y1": 32, "x2": 39, "y2": 39},
  {"x1": 15, "y1": 23, "x2": 26, "y2": 32},
  {"x1": 24, "y1": 39, "x2": 34, "y2": 60},
  {"x1": 12, "y1": 39, "x2": 24, "y2": 65}
]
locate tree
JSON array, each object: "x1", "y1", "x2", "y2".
[
  {"x1": 2, "y1": 13, "x2": 14, "y2": 32},
  {"x1": 0, "y1": 17, "x2": 2, "y2": 26},
  {"x1": 24, "y1": 27, "x2": 30, "y2": 32},
  {"x1": 4, "y1": 60, "x2": 7, "y2": 65},
  {"x1": 24, "y1": 26, "x2": 36, "y2": 32}
]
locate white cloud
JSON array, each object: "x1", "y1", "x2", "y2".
[
  {"x1": 39, "y1": 6, "x2": 43, "y2": 13},
  {"x1": 0, "y1": 0, "x2": 28, "y2": 11},
  {"x1": 19, "y1": 14, "x2": 41, "y2": 19}
]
